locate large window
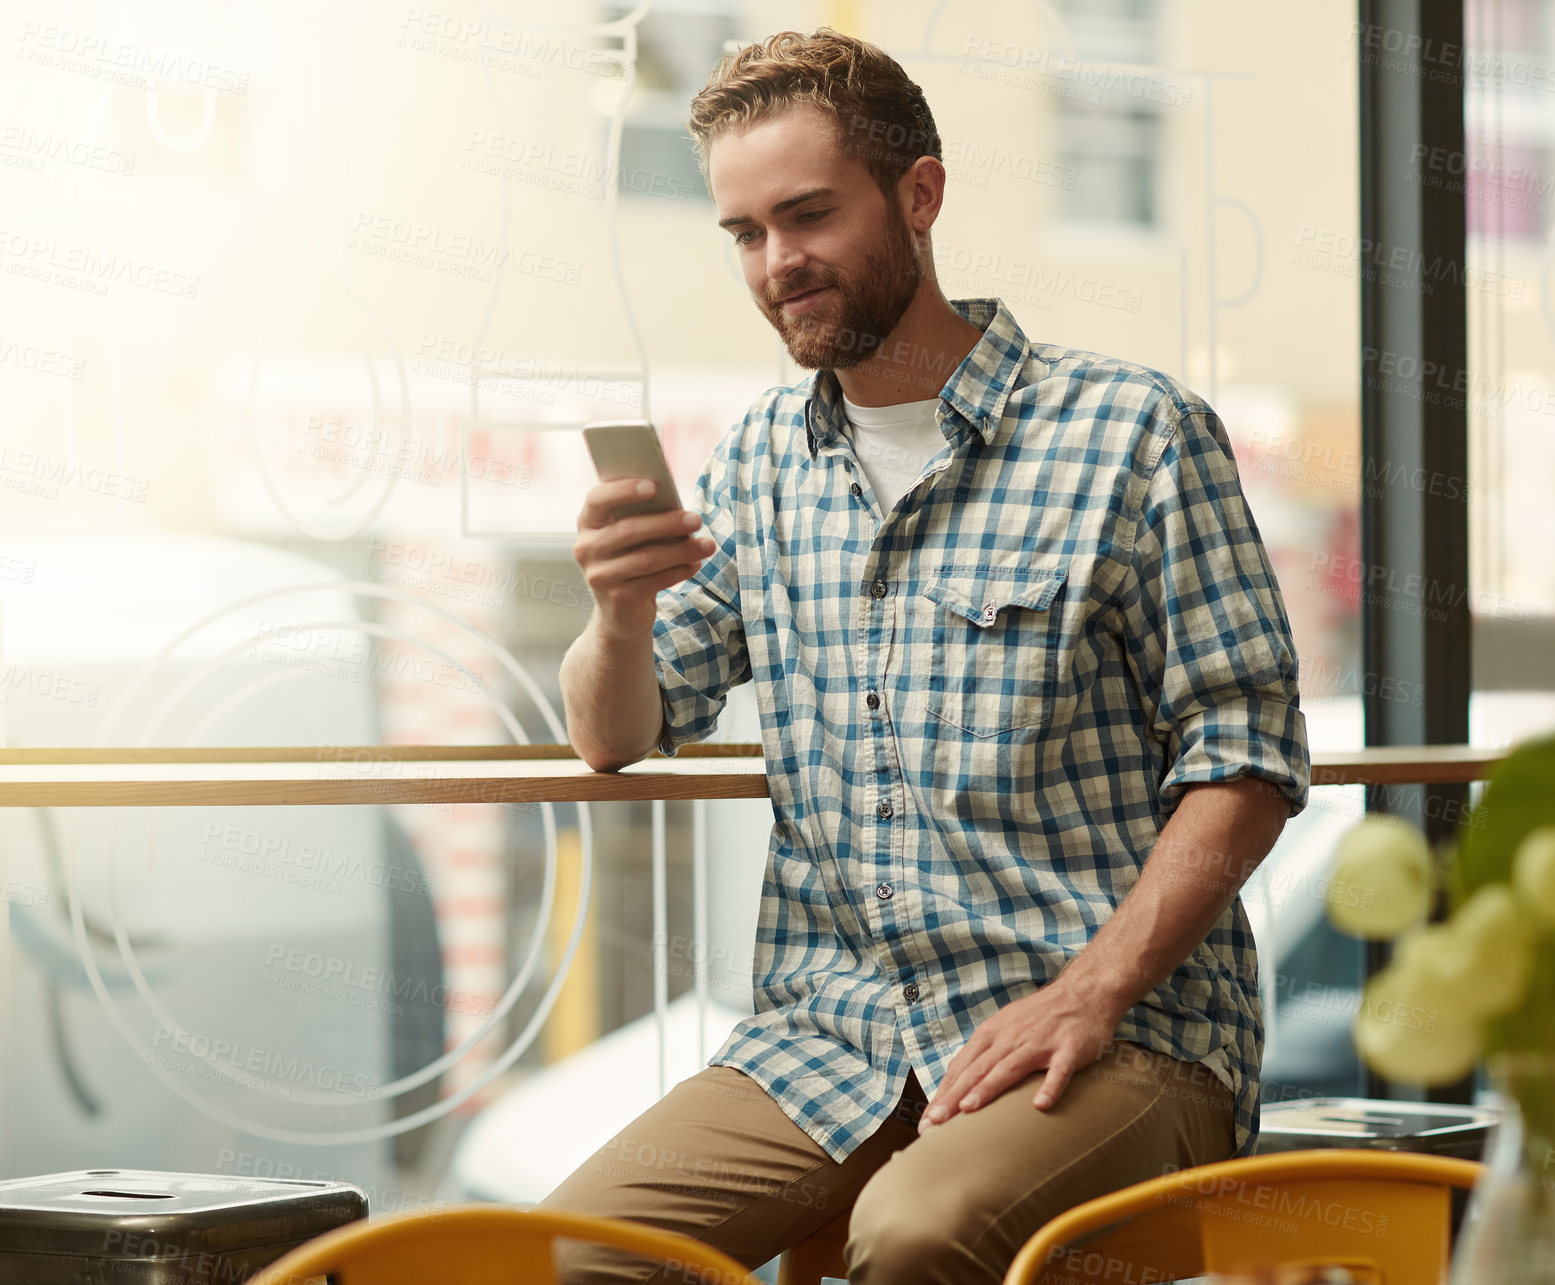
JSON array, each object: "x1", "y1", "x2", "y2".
[
  {"x1": 1465, "y1": 0, "x2": 1555, "y2": 750},
  {"x1": 1054, "y1": 0, "x2": 1164, "y2": 229},
  {"x1": 3, "y1": 0, "x2": 1527, "y2": 1260}
]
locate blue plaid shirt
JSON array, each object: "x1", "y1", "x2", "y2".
[{"x1": 651, "y1": 298, "x2": 1310, "y2": 1161}]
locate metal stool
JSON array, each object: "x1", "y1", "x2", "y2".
[{"x1": 0, "y1": 1169, "x2": 366, "y2": 1284}]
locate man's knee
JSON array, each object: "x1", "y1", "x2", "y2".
[{"x1": 843, "y1": 1160, "x2": 995, "y2": 1285}]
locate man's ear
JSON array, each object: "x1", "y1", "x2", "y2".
[{"x1": 900, "y1": 155, "x2": 947, "y2": 233}]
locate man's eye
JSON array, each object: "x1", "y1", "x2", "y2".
[
  {"x1": 798, "y1": 209, "x2": 829, "y2": 223},
  {"x1": 732, "y1": 228, "x2": 757, "y2": 246}
]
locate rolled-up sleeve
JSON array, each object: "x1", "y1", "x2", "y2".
[
  {"x1": 1121, "y1": 404, "x2": 1310, "y2": 816},
  {"x1": 652, "y1": 423, "x2": 751, "y2": 758}
]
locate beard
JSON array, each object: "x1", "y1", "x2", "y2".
[{"x1": 756, "y1": 200, "x2": 923, "y2": 371}]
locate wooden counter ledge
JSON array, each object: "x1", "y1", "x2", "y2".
[{"x1": 0, "y1": 743, "x2": 1507, "y2": 808}]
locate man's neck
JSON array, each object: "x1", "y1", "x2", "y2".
[{"x1": 834, "y1": 289, "x2": 985, "y2": 407}]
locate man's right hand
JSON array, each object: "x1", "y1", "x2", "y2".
[{"x1": 573, "y1": 478, "x2": 716, "y2": 640}]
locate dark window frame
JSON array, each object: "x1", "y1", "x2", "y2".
[{"x1": 1357, "y1": 0, "x2": 1473, "y2": 1103}]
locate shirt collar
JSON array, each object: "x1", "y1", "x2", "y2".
[{"x1": 804, "y1": 298, "x2": 1032, "y2": 459}]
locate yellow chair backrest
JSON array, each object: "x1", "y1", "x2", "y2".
[
  {"x1": 246, "y1": 1204, "x2": 760, "y2": 1285},
  {"x1": 1004, "y1": 1149, "x2": 1484, "y2": 1285}
]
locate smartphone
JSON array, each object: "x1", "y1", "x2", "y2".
[{"x1": 582, "y1": 420, "x2": 686, "y2": 520}]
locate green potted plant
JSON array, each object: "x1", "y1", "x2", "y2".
[{"x1": 1325, "y1": 734, "x2": 1555, "y2": 1282}]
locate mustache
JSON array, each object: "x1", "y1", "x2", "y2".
[{"x1": 763, "y1": 271, "x2": 840, "y2": 308}]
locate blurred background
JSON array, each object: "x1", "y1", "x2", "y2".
[{"x1": 0, "y1": 0, "x2": 1551, "y2": 1260}]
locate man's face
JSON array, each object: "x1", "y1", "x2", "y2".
[{"x1": 709, "y1": 105, "x2": 923, "y2": 370}]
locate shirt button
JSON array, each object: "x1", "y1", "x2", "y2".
[
  {"x1": 850, "y1": 482, "x2": 863, "y2": 499},
  {"x1": 876, "y1": 800, "x2": 893, "y2": 819},
  {"x1": 866, "y1": 691, "x2": 880, "y2": 710},
  {"x1": 981, "y1": 604, "x2": 997, "y2": 623},
  {"x1": 876, "y1": 882, "x2": 893, "y2": 900},
  {"x1": 902, "y1": 982, "x2": 920, "y2": 1003},
  {"x1": 870, "y1": 579, "x2": 887, "y2": 599}
]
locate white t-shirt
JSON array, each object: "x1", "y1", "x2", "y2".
[{"x1": 840, "y1": 394, "x2": 947, "y2": 512}]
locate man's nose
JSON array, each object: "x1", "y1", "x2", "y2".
[{"x1": 765, "y1": 232, "x2": 806, "y2": 282}]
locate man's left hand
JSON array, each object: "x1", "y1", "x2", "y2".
[{"x1": 918, "y1": 977, "x2": 1122, "y2": 1134}]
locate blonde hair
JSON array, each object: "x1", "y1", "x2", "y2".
[{"x1": 687, "y1": 28, "x2": 942, "y2": 196}]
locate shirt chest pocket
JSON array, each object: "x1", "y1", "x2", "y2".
[{"x1": 921, "y1": 566, "x2": 1067, "y2": 738}]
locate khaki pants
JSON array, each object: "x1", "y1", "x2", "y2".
[{"x1": 538, "y1": 1041, "x2": 1236, "y2": 1284}]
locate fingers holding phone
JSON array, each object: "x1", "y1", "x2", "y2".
[{"x1": 575, "y1": 424, "x2": 714, "y2": 639}]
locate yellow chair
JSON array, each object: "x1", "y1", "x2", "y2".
[
  {"x1": 246, "y1": 1204, "x2": 761, "y2": 1285},
  {"x1": 1003, "y1": 1149, "x2": 1484, "y2": 1285}
]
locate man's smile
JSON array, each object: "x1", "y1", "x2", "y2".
[{"x1": 781, "y1": 285, "x2": 834, "y2": 316}]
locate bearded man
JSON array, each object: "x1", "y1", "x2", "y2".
[{"x1": 547, "y1": 27, "x2": 1309, "y2": 1285}]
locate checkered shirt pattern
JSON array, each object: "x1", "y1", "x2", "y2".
[{"x1": 650, "y1": 297, "x2": 1310, "y2": 1161}]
